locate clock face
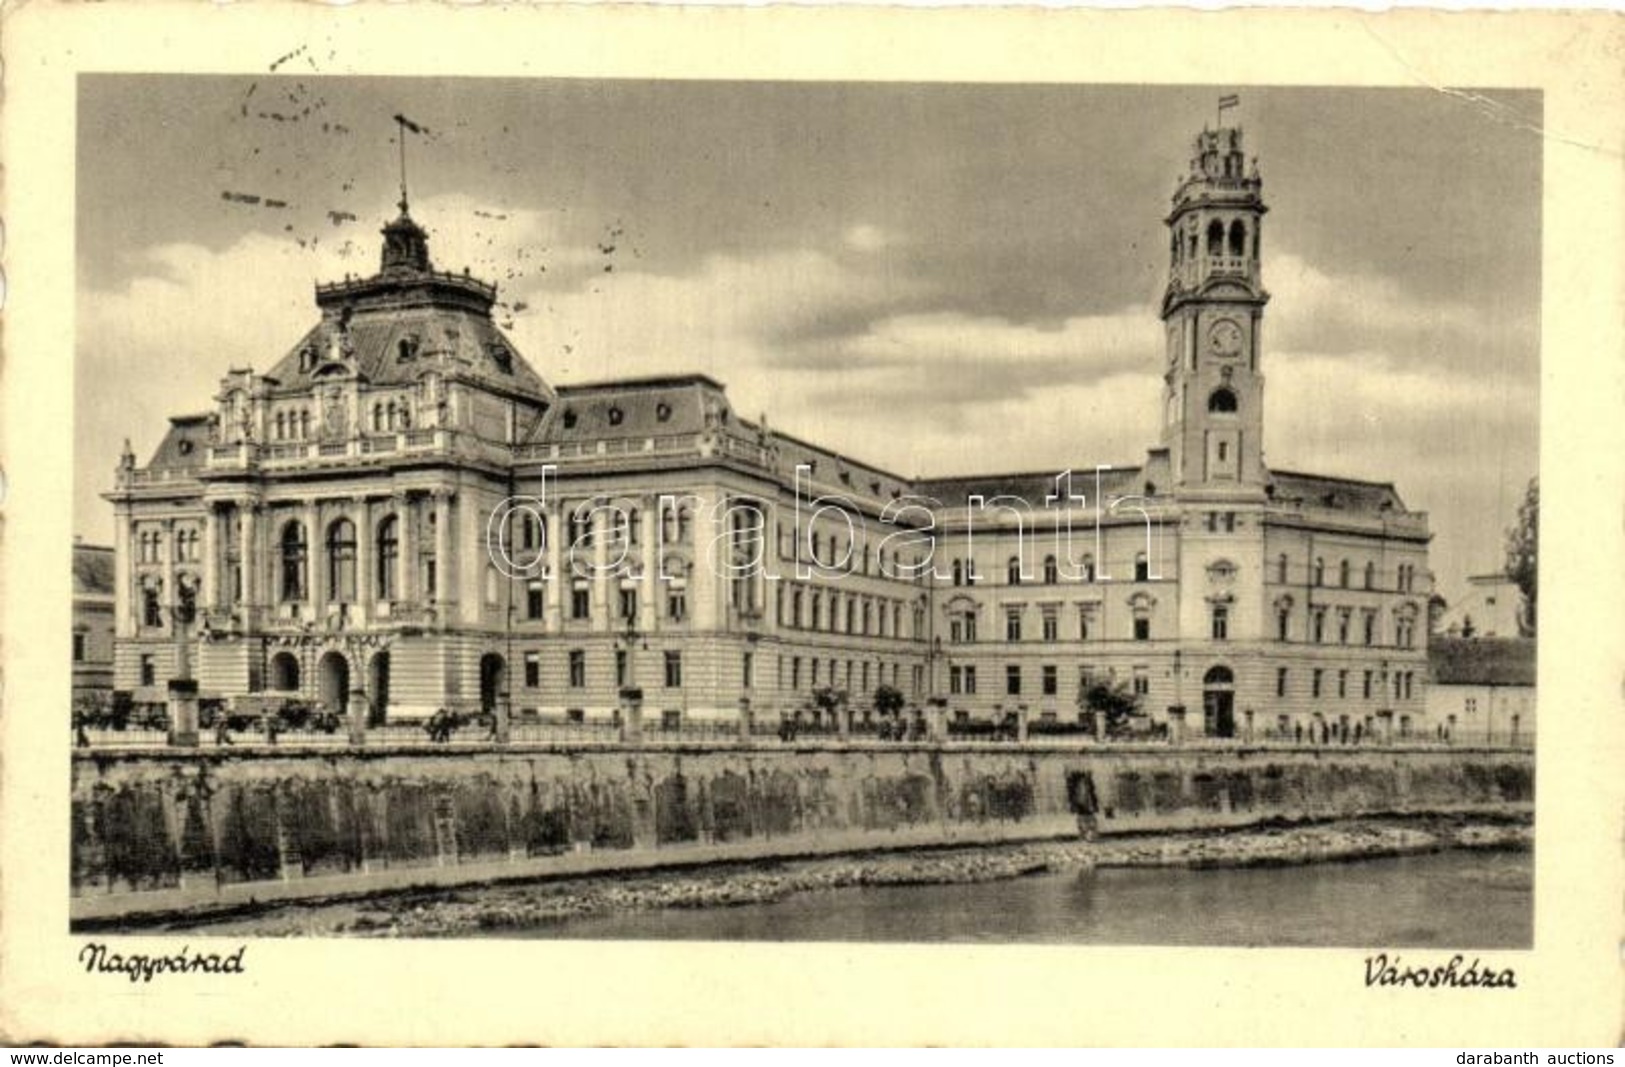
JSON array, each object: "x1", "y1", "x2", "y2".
[{"x1": 1209, "y1": 319, "x2": 1243, "y2": 358}]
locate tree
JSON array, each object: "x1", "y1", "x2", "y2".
[
  {"x1": 1427, "y1": 592, "x2": 1449, "y2": 634},
  {"x1": 1078, "y1": 677, "x2": 1141, "y2": 737},
  {"x1": 1504, "y1": 476, "x2": 1538, "y2": 636},
  {"x1": 872, "y1": 684, "x2": 905, "y2": 718}
]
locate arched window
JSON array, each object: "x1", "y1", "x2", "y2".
[
  {"x1": 326, "y1": 518, "x2": 357, "y2": 603},
  {"x1": 1170, "y1": 230, "x2": 1181, "y2": 263},
  {"x1": 387, "y1": 400, "x2": 399, "y2": 430},
  {"x1": 810, "y1": 593, "x2": 822, "y2": 631},
  {"x1": 792, "y1": 589, "x2": 803, "y2": 628},
  {"x1": 1043, "y1": 555, "x2": 1058, "y2": 585},
  {"x1": 1134, "y1": 551, "x2": 1149, "y2": 582},
  {"x1": 1208, "y1": 388, "x2": 1238, "y2": 413},
  {"x1": 1228, "y1": 219, "x2": 1246, "y2": 257},
  {"x1": 1313, "y1": 557, "x2": 1325, "y2": 586},
  {"x1": 1339, "y1": 559, "x2": 1351, "y2": 588},
  {"x1": 1277, "y1": 553, "x2": 1290, "y2": 584},
  {"x1": 142, "y1": 579, "x2": 163, "y2": 628},
  {"x1": 280, "y1": 522, "x2": 307, "y2": 602},
  {"x1": 1364, "y1": 561, "x2": 1376, "y2": 590},
  {"x1": 1187, "y1": 232, "x2": 1197, "y2": 260},
  {"x1": 1082, "y1": 554, "x2": 1096, "y2": 582},
  {"x1": 300, "y1": 410, "x2": 311, "y2": 438},
  {"x1": 276, "y1": 413, "x2": 287, "y2": 440},
  {"x1": 1007, "y1": 556, "x2": 1022, "y2": 586},
  {"x1": 1207, "y1": 219, "x2": 1225, "y2": 256},
  {"x1": 376, "y1": 516, "x2": 398, "y2": 600}
]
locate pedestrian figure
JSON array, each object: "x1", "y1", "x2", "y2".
[
  {"x1": 74, "y1": 712, "x2": 91, "y2": 749},
  {"x1": 216, "y1": 717, "x2": 233, "y2": 746}
]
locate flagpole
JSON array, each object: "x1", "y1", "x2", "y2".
[{"x1": 397, "y1": 116, "x2": 409, "y2": 213}]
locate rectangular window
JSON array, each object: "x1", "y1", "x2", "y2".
[
  {"x1": 1363, "y1": 613, "x2": 1376, "y2": 646},
  {"x1": 615, "y1": 649, "x2": 628, "y2": 689},
  {"x1": 1337, "y1": 614, "x2": 1350, "y2": 644},
  {"x1": 1042, "y1": 664, "x2": 1058, "y2": 696},
  {"x1": 1006, "y1": 610, "x2": 1022, "y2": 642},
  {"x1": 619, "y1": 587, "x2": 638, "y2": 621},
  {"x1": 1211, "y1": 605, "x2": 1229, "y2": 641},
  {"x1": 964, "y1": 666, "x2": 977, "y2": 694},
  {"x1": 949, "y1": 666, "x2": 963, "y2": 695},
  {"x1": 667, "y1": 589, "x2": 687, "y2": 622},
  {"x1": 1132, "y1": 667, "x2": 1149, "y2": 697},
  {"x1": 664, "y1": 651, "x2": 683, "y2": 688},
  {"x1": 1277, "y1": 610, "x2": 1290, "y2": 641},
  {"x1": 1312, "y1": 668, "x2": 1323, "y2": 699},
  {"x1": 1312, "y1": 611, "x2": 1325, "y2": 643},
  {"x1": 571, "y1": 587, "x2": 590, "y2": 620},
  {"x1": 524, "y1": 652, "x2": 540, "y2": 688},
  {"x1": 1337, "y1": 669, "x2": 1348, "y2": 699},
  {"x1": 1363, "y1": 671, "x2": 1374, "y2": 699},
  {"x1": 792, "y1": 657, "x2": 802, "y2": 690},
  {"x1": 1042, "y1": 612, "x2": 1058, "y2": 643},
  {"x1": 526, "y1": 581, "x2": 545, "y2": 620},
  {"x1": 743, "y1": 651, "x2": 754, "y2": 689},
  {"x1": 1079, "y1": 613, "x2": 1091, "y2": 640},
  {"x1": 139, "y1": 654, "x2": 156, "y2": 687},
  {"x1": 661, "y1": 709, "x2": 682, "y2": 731},
  {"x1": 1133, "y1": 617, "x2": 1151, "y2": 641},
  {"x1": 568, "y1": 650, "x2": 585, "y2": 688},
  {"x1": 1006, "y1": 664, "x2": 1021, "y2": 696},
  {"x1": 1276, "y1": 667, "x2": 1288, "y2": 698},
  {"x1": 73, "y1": 632, "x2": 86, "y2": 662}
]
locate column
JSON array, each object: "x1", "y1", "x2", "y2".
[
  {"x1": 434, "y1": 490, "x2": 452, "y2": 615},
  {"x1": 200, "y1": 503, "x2": 218, "y2": 611},
  {"x1": 397, "y1": 492, "x2": 418, "y2": 606},
  {"x1": 306, "y1": 500, "x2": 324, "y2": 620},
  {"x1": 354, "y1": 497, "x2": 371, "y2": 624},
  {"x1": 545, "y1": 499, "x2": 565, "y2": 627},
  {"x1": 592, "y1": 505, "x2": 610, "y2": 633},
  {"x1": 238, "y1": 502, "x2": 258, "y2": 615},
  {"x1": 162, "y1": 518, "x2": 178, "y2": 642},
  {"x1": 639, "y1": 499, "x2": 658, "y2": 632}
]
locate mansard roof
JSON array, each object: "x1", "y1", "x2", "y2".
[
  {"x1": 915, "y1": 465, "x2": 1152, "y2": 511},
  {"x1": 145, "y1": 413, "x2": 213, "y2": 472},
  {"x1": 1267, "y1": 469, "x2": 1410, "y2": 515},
  {"x1": 261, "y1": 208, "x2": 551, "y2": 402},
  {"x1": 536, "y1": 374, "x2": 723, "y2": 443}
]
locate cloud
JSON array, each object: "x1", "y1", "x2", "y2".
[{"x1": 1266, "y1": 252, "x2": 1539, "y2": 382}]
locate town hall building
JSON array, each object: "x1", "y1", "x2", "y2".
[{"x1": 104, "y1": 121, "x2": 1433, "y2": 741}]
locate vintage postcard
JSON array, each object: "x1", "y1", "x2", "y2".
[{"x1": 2, "y1": 2, "x2": 1621, "y2": 1048}]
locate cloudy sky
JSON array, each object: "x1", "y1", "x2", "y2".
[{"x1": 75, "y1": 77, "x2": 1540, "y2": 599}]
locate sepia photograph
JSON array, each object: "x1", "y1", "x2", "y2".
[
  {"x1": 68, "y1": 77, "x2": 1539, "y2": 946},
  {"x1": 3, "y1": 3, "x2": 1621, "y2": 1049}
]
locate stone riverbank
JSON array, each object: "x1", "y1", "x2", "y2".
[{"x1": 116, "y1": 814, "x2": 1530, "y2": 938}]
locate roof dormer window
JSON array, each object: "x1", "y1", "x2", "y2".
[
  {"x1": 607, "y1": 406, "x2": 624, "y2": 426},
  {"x1": 562, "y1": 409, "x2": 578, "y2": 430}
]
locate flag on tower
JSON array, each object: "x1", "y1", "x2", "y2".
[
  {"x1": 394, "y1": 113, "x2": 429, "y2": 136},
  {"x1": 1217, "y1": 94, "x2": 1240, "y2": 111}
]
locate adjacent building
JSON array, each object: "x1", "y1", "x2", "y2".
[
  {"x1": 71, "y1": 541, "x2": 117, "y2": 709},
  {"x1": 1426, "y1": 636, "x2": 1536, "y2": 743},
  {"x1": 1437, "y1": 572, "x2": 1529, "y2": 639},
  {"x1": 103, "y1": 121, "x2": 1434, "y2": 739}
]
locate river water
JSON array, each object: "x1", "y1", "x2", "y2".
[{"x1": 518, "y1": 849, "x2": 1531, "y2": 948}]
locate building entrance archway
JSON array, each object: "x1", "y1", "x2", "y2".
[
  {"x1": 318, "y1": 651, "x2": 350, "y2": 715},
  {"x1": 1202, "y1": 665, "x2": 1236, "y2": 739},
  {"x1": 270, "y1": 651, "x2": 301, "y2": 692},
  {"x1": 479, "y1": 653, "x2": 506, "y2": 716}
]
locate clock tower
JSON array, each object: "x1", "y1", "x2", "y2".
[{"x1": 1159, "y1": 124, "x2": 1269, "y2": 497}]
